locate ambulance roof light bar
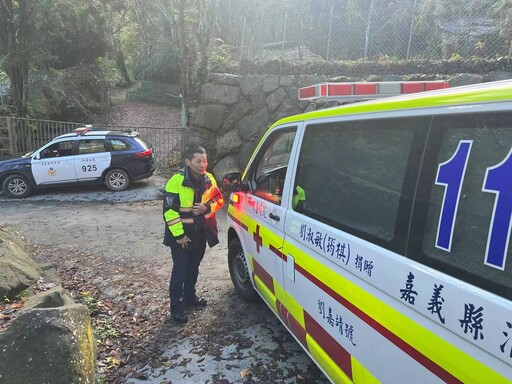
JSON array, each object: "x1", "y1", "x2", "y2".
[{"x1": 298, "y1": 81, "x2": 450, "y2": 102}]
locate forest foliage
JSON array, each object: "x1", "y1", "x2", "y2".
[{"x1": 1, "y1": 0, "x2": 511, "y2": 119}]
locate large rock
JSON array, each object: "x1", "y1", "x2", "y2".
[
  {"x1": 0, "y1": 227, "x2": 42, "y2": 300},
  {"x1": 216, "y1": 129, "x2": 242, "y2": 158},
  {"x1": 240, "y1": 75, "x2": 264, "y2": 96},
  {"x1": 248, "y1": 92, "x2": 268, "y2": 111},
  {"x1": 222, "y1": 101, "x2": 253, "y2": 132},
  {"x1": 262, "y1": 75, "x2": 281, "y2": 93},
  {"x1": 450, "y1": 73, "x2": 485, "y2": 87},
  {"x1": 0, "y1": 304, "x2": 96, "y2": 384},
  {"x1": 190, "y1": 104, "x2": 227, "y2": 132},
  {"x1": 273, "y1": 98, "x2": 299, "y2": 122},
  {"x1": 485, "y1": 71, "x2": 511, "y2": 82},
  {"x1": 266, "y1": 88, "x2": 287, "y2": 113},
  {"x1": 279, "y1": 75, "x2": 296, "y2": 87},
  {"x1": 201, "y1": 83, "x2": 241, "y2": 105},
  {"x1": 296, "y1": 75, "x2": 325, "y2": 88},
  {"x1": 207, "y1": 73, "x2": 242, "y2": 86},
  {"x1": 0, "y1": 227, "x2": 96, "y2": 383},
  {"x1": 187, "y1": 126, "x2": 215, "y2": 149},
  {"x1": 21, "y1": 286, "x2": 76, "y2": 312},
  {"x1": 238, "y1": 109, "x2": 269, "y2": 141}
]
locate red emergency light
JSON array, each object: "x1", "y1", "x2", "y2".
[
  {"x1": 298, "y1": 81, "x2": 450, "y2": 102},
  {"x1": 74, "y1": 127, "x2": 90, "y2": 135}
]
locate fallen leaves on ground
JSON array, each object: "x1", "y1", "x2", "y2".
[
  {"x1": 0, "y1": 301, "x2": 24, "y2": 331},
  {"x1": 240, "y1": 368, "x2": 252, "y2": 378},
  {"x1": 31, "y1": 244, "x2": 171, "y2": 383}
]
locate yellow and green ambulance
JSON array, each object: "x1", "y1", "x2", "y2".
[{"x1": 222, "y1": 80, "x2": 512, "y2": 384}]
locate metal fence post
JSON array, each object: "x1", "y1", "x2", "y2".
[
  {"x1": 7, "y1": 117, "x2": 17, "y2": 154},
  {"x1": 326, "y1": 4, "x2": 334, "y2": 62},
  {"x1": 406, "y1": 0, "x2": 418, "y2": 61},
  {"x1": 239, "y1": 16, "x2": 246, "y2": 67},
  {"x1": 364, "y1": 0, "x2": 375, "y2": 59},
  {"x1": 508, "y1": 39, "x2": 512, "y2": 65},
  {"x1": 280, "y1": 9, "x2": 288, "y2": 75}
]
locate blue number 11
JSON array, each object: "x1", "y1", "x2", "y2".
[
  {"x1": 435, "y1": 141, "x2": 473, "y2": 252},
  {"x1": 436, "y1": 140, "x2": 512, "y2": 271},
  {"x1": 482, "y1": 148, "x2": 512, "y2": 270}
]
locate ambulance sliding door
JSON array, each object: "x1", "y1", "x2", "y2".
[
  {"x1": 240, "y1": 125, "x2": 299, "y2": 315},
  {"x1": 281, "y1": 116, "x2": 431, "y2": 383}
]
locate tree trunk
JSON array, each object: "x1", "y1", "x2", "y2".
[
  {"x1": 0, "y1": 0, "x2": 31, "y2": 117},
  {"x1": 116, "y1": 50, "x2": 132, "y2": 85},
  {"x1": 177, "y1": 0, "x2": 190, "y2": 104}
]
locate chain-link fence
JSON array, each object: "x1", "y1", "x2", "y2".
[{"x1": 214, "y1": 0, "x2": 512, "y2": 63}]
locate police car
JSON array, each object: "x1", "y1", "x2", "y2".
[{"x1": 0, "y1": 127, "x2": 156, "y2": 198}]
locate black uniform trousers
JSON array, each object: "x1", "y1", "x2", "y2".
[{"x1": 168, "y1": 230, "x2": 207, "y2": 314}]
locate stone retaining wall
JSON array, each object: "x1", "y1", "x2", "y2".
[{"x1": 186, "y1": 71, "x2": 512, "y2": 180}]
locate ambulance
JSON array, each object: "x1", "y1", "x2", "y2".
[{"x1": 222, "y1": 80, "x2": 512, "y2": 383}]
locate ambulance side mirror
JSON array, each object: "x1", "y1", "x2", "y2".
[{"x1": 222, "y1": 172, "x2": 247, "y2": 193}]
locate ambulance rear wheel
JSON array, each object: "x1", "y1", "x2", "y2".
[
  {"x1": 228, "y1": 238, "x2": 258, "y2": 301},
  {"x1": 105, "y1": 169, "x2": 130, "y2": 191},
  {"x1": 3, "y1": 174, "x2": 33, "y2": 198}
]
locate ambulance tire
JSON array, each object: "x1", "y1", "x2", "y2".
[
  {"x1": 228, "y1": 238, "x2": 258, "y2": 301},
  {"x1": 105, "y1": 169, "x2": 130, "y2": 191},
  {"x1": 3, "y1": 174, "x2": 33, "y2": 198}
]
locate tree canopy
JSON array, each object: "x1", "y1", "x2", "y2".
[{"x1": 0, "y1": 0, "x2": 510, "y2": 118}]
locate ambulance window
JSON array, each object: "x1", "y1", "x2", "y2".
[
  {"x1": 79, "y1": 139, "x2": 106, "y2": 155},
  {"x1": 294, "y1": 117, "x2": 428, "y2": 250},
  {"x1": 418, "y1": 112, "x2": 512, "y2": 298},
  {"x1": 249, "y1": 129, "x2": 296, "y2": 205}
]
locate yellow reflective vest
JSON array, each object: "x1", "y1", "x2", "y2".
[{"x1": 163, "y1": 167, "x2": 223, "y2": 247}]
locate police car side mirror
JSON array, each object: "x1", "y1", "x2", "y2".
[{"x1": 222, "y1": 172, "x2": 246, "y2": 193}]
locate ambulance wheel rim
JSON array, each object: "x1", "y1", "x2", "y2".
[
  {"x1": 228, "y1": 238, "x2": 257, "y2": 300},
  {"x1": 233, "y1": 251, "x2": 251, "y2": 290}
]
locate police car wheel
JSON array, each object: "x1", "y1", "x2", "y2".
[
  {"x1": 3, "y1": 174, "x2": 33, "y2": 198},
  {"x1": 105, "y1": 169, "x2": 130, "y2": 191},
  {"x1": 228, "y1": 238, "x2": 258, "y2": 301}
]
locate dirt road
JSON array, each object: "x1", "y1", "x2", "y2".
[{"x1": 0, "y1": 179, "x2": 328, "y2": 383}]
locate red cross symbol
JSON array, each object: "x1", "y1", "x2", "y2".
[{"x1": 253, "y1": 224, "x2": 263, "y2": 253}]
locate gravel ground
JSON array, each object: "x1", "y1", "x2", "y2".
[
  {"x1": 104, "y1": 101, "x2": 182, "y2": 128},
  {"x1": 0, "y1": 182, "x2": 328, "y2": 383},
  {"x1": 0, "y1": 98, "x2": 328, "y2": 383}
]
